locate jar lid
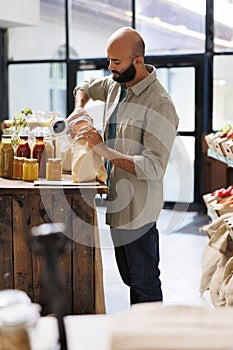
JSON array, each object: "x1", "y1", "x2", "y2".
[
  {"x1": 2, "y1": 135, "x2": 12, "y2": 139},
  {"x1": 0, "y1": 303, "x2": 41, "y2": 327},
  {"x1": 0, "y1": 289, "x2": 31, "y2": 308},
  {"x1": 14, "y1": 157, "x2": 25, "y2": 162},
  {"x1": 24, "y1": 158, "x2": 38, "y2": 163},
  {"x1": 47, "y1": 158, "x2": 61, "y2": 163},
  {"x1": 50, "y1": 118, "x2": 68, "y2": 136}
]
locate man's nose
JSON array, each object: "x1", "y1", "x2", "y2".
[{"x1": 108, "y1": 60, "x2": 114, "y2": 71}]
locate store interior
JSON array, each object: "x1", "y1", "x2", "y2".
[{"x1": 1, "y1": 0, "x2": 233, "y2": 349}]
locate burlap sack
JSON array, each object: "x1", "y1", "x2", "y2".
[
  {"x1": 199, "y1": 244, "x2": 222, "y2": 295},
  {"x1": 219, "y1": 255, "x2": 233, "y2": 306},
  {"x1": 71, "y1": 139, "x2": 107, "y2": 183},
  {"x1": 199, "y1": 212, "x2": 233, "y2": 241},
  {"x1": 199, "y1": 213, "x2": 233, "y2": 295},
  {"x1": 209, "y1": 236, "x2": 233, "y2": 307}
]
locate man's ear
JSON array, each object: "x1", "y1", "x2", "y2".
[{"x1": 134, "y1": 56, "x2": 143, "y2": 65}]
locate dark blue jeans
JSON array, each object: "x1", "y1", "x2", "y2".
[{"x1": 111, "y1": 222, "x2": 163, "y2": 305}]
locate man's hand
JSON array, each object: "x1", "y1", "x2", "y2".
[
  {"x1": 67, "y1": 107, "x2": 89, "y2": 123},
  {"x1": 76, "y1": 125, "x2": 105, "y2": 154},
  {"x1": 76, "y1": 125, "x2": 135, "y2": 174}
]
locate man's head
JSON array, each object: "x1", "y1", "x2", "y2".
[{"x1": 106, "y1": 27, "x2": 147, "y2": 86}]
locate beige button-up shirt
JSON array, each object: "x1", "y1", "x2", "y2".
[{"x1": 75, "y1": 65, "x2": 179, "y2": 229}]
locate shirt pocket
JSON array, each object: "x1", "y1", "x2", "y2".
[{"x1": 116, "y1": 118, "x2": 144, "y2": 155}]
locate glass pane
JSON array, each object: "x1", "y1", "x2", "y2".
[
  {"x1": 8, "y1": 63, "x2": 67, "y2": 118},
  {"x1": 70, "y1": 0, "x2": 132, "y2": 58},
  {"x1": 164, "y1": 136, "x2": 194, "y2": 203},
  {"x1": 213, "y1": 55, "x2": 233, "y2": 130},
  {"x1": 136, "y1": 0, "x2": 206, "y2": 55},
  {"x1": 214, "y1": 0, "x2": 233, "y2": 52},
  {"x1": 157, "y1": 67, "x2": 195, "y2": 132},
  {"x1": 8, "y1": 0, "x2": 66, "y2": 60}
]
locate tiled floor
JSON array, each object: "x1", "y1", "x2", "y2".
[{"x1": 96, "y1": 204, "x2": 212, "y2": 314}]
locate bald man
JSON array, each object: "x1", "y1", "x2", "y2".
[{"x1": 68, "y1": 27, "x2": 179, "y2": 305}]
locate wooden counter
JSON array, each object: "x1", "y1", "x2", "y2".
[{"x1": 0, "y1": 176, "x2": 108, "y2": 315}]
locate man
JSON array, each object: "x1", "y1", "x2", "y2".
[{"x1": 68, "y1": 27, "x2": 179, "y2": 304}]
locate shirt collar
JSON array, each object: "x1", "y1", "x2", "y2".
[{"x1": 127, "y1": 64, "x2": 157, "y2": 96}]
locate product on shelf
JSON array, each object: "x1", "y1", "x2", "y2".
[{"x1": 205, "y1": 124, "x2": 233, "y2": 160}]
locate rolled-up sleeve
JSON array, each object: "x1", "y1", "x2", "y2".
[
  {"x1": 74, "y1": 77, "x2": 110, "y2": 102},
  {"x1": 133, "y1": 103, "x2": 179, "y2": 181}
]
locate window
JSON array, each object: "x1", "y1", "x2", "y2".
[{"x1": 214, "y1": 0, "x2": 233, "y2": 53}]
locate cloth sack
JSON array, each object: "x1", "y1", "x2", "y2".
[
  {"x1": 208, "y1": 231, "x2": 233, "y2": 307},
  {"x1": 199, "y1": 213, "x2": 233, "y2": 295},
  {"x1": 71, "y1": 139, "x2": 107, "y2": 183},
  {"x1": 219, "y1": 256, "x2": 233, "y2": 306}
]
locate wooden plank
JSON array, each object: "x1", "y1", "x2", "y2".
[
  {"x1": 30, "y1": 191, "x2": 51, "y2": 313},
  {"x1": 12, "y1": 193, "x2": 33, "y2": 299},
  {"x1": 0, "y1": 195, "x2": 14, "y2": 289},
  {"x1": 51, "y1": 190, "x2": 73, "y2": 316},
  {"x1": 72, "y1": 191, "x2": 95, "y2": 314}
]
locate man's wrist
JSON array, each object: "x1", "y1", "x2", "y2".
[{"x1": 74, "y1": 106, "x2": 85, "y2": 112}]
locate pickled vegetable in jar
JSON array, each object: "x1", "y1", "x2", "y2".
[
  {"x1": 32, "y1": 136, "x2": 47, "y2": 178},
  {"x1": 0, "y1": 135, "x2": 14, "y2": 178},
  {"x1": 13, "y1": 157, "x2": 25, "y2": 179},
  {"x1": 16, "y1": 136, "x2": 31, "y2": 159},
  {"x1": 23, "y1": 159, "x2": 38, "y2": 181},
  {"x1": 46, "y1": 158, "x2": 62, "y2": 181}
]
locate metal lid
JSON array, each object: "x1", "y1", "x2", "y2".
[{"x1": 50, "y1": 118, "x2": 68, "y2": 136}]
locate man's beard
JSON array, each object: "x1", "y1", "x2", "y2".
[{"x1": 112, "y1": 63, "x2": 136, "y2": 83}]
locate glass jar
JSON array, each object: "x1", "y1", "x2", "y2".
[
  {"x1": 0, "y1": 135, "x2": 14, "y2": 178},
  {"x1": 13, "y1": 157, "x2": 25, "y2": 180},
  {"x1": 23, "y1": 159, "x2": 39, "y2": 181},
  {"x1": 69, "y1": 115, "x2": 92, "y2": 138},
  {"x1": 44, "y1": 135, "x2": 54, "y2": 159},
  {"x1": 32, "y1": 136, "x2": 47, "y2": 178},
  {"x1": 0, "y1": 299, "x2": 41, "y2": 350},
  {"x1": 1, "y1": 322, "x2": 31, "y2": 350},
  {"x1": 16, "y1": 136, "x2": 31, "y2": 159},
  {"x1": 46, "y1": 158, "x2": 62, "y2": 181}
]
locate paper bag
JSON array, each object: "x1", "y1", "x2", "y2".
[{"x1": 72, "y1": 139, "x2": 107, "y2": 183}]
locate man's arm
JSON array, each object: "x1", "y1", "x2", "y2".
[{"x1": 67, "y1": 89, "x2": 90, "y2": 122}]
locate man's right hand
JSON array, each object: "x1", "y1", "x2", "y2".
[{"x1": 67, "y1": 106, "x2": 89, "y2": 123}]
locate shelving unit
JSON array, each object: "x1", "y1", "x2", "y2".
[{"x1": 207, "y1": 149, "x2": 233, "y2": 167}]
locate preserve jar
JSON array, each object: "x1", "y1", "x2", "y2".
[
  {"x1": 32, "y1": 136, "x2": 47, "y2": 178},
  {"x1": 16, "y1": 136, "x2": 31, "y2": 159},
  {"x1": 0, "y1": 135, "x2": 14, "y2": 178},
  {"x1": 44, "y1": 135, "x2": 54, "y2": 159},
  {"x1": 69, "y1": 115, "x2": 92, "y2": 138},
  {"x1": 0, "y1": 302, "x2": 41, "y2": 350},
  {"x1": 23, "y1": 159, "x2": 39, "y2": 181},
  {"x1": 12, "y1": 157, "x2": 25, "y2": 179},
  {"x1": 46, "y1": 158, "x2": 62, "y2": 181}
]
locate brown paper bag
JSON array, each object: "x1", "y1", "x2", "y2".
[
  {"x1": 199, "y1": 244, "x2": 222, "y2": 295},
  {"x1": 199, "y1": 213, "x2": 233, "y2": 297},
  {"x1": 209, "y1": 237, "x2": 233, "y2": 307},
  {"x1": 219, "y1": 256, "x2": 233, "y2": 306},
  {"x1": 71, "y1": 139, "x2": 107, "y2": 183}
]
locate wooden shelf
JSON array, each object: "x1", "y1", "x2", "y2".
[{"x1": 207, "y1": 149, "x2": 233, "y2": 167}]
